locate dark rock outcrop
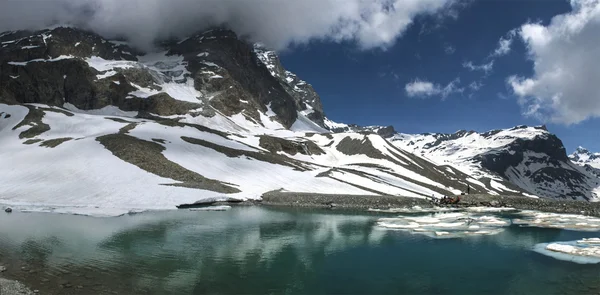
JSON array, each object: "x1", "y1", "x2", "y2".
[{"x1": 169, "y1": 29, "x2": 299, "y2": 128}]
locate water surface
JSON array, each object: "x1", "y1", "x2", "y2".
[{"x1": 0, "y1": 207, "x2": 599, "y2": 294}]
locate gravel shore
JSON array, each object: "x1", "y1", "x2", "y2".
[
  {"x1": 260, "y1": 191, "x2": 600, "y2": 217},
  {"x1": 0, "y1": 277, "x2": 34, "y2": 295}
]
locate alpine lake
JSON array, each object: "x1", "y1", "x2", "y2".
[{"x1": 0, "y1": 205, "x2": 599, "y2": 295}]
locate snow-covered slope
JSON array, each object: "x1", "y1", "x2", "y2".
[
  {"x1": 570, "y1": 147, "x2": 600, "y2": 169},
  {"x1": 0, "y1": 27, "x2": 518, "y2": 216},
  {"x1": 391, "y1": 126, "x2": 600, "y2": 201},
  {"x1": 0, "y1": 27, "x2": 597, "y2": 217}
]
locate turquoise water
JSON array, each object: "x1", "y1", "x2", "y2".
[{"x1": 0, "y1": 207, "x2": 599, "y2": 294}]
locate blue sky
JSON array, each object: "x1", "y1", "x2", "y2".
[{"x1": 279, "y1": 0, "x2": 599, "y2": 153}]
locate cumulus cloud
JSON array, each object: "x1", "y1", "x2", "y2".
[
  {"x1": 405, "y1": 78, "x2": 463, "y2": 99},
  {"x1": 0, "y1": 0, "x2": 458, "y2": 51},
  {"x1": 509, "y1": 0, "x2": 600, "y2": 124},
  {"x1": 462, "y1": 60, "x2": 494, "y2": 74}
]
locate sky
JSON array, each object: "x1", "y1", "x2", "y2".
[
  {"x1": 275, "y1": 0, "x2": 600, "y2": 153},
  {"x1": 0, "y1": 0, "x2": 598, "y2": 152}
]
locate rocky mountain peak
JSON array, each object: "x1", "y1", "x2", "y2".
[
  {"x1": 570, "y1": 146, "x2": 600, "y2": 169},
  {"x1": 392, "y1": 125, "x2": 597, "y2": 200},
  {"x1": 253, "y1": 43, "x2": 326, "y2": 128},
  {"x1": 1, "y1": 26, "x2": 324, "y2": 129}
]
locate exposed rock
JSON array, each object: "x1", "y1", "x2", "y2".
[
  {"x1": 254, "y1": 44, "x2": 325, "y2": 127},
  {"x1": 97, "y1": 134, "x2": 240, "y2": 193},
  {"x1": 4, "y1": 208, "x2": 12, "y2": 213},
  {"x1": 169, "y1": 29, "x2": 299, "y2": 128},
  {"x1": 336, "y1": 136, "x2": 385, "y2": 159},
  {"x1": 259, "y1": 136, "x2": 324, "y2": 156}
]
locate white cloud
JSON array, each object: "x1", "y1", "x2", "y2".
[
  {"x1": 462, "y1": 60, "x2": 494, "y2": 73},
  {"x1": 406, "y1": 80, "x2": 439, "y2": 97},
  {"x1": 469, "y1": 81, "x2": 483, "y2": 91},
  {"x1": 491, "y1": 29, "x2": 517, "y2": 57},
  {"x1": 0, "y1": 0, "x2": 457, "y2": 51},
  {"x1": 444, "y1": 44, "x2": 456, "y2": 55},
  {"x1": 405, "y1": 78, "x2": 463, "y2": 99},
  {"x1": 509, "y1": 0, "x2": 600, "y2": 124}
]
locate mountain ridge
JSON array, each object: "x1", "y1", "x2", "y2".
[{"x1": 0, "y1": 26, "x2": 598, "y2": 216}]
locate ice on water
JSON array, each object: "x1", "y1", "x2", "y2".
[
  {"x1": 512, "y1": 211, "x2": 600, "y2": 231},
  {"x1": 533, "y1": 238, "x2": 600, "y2": 264},
  {"x1": 376, "y1": 211, "x2": 511, "y2": 239},
  {"x1": 374, "y1": 206, "x2": 600, "y2": 240}
]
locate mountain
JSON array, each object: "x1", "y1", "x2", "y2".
[
  {"x1": 391, "y1": 126, "x2": 600, "y2": 201},
  {"x1": 570, "y1": 147, "x2": 600, "y2": 169},
  {"x1": 570, "y1": 146, "x2": 600, "y2": 179},
  {"x1": 0, "y1": 27, "x2": 597, "y2": 216},
  {"x1": 0, "y1": 26, "x2": 522, "y2": 216}
]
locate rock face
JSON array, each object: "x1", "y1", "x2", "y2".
[
  {"x1": 254, "y1": 44, "x2": 325, "y2": 127},
  {"x1": 169, "y1": 29, "x2": 299, "y2": 127},
  {"x1": 392, "y1": 126, "x2": 600, "y2": 201},
  {"x1": 0, "y1": 27, "x2": 308, "y2": 128}
]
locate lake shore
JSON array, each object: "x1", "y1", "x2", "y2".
[
  {"x1": 0, "y1": 277, "x2": 34, "y2": 295},
  {"x1": 259, "y1": 191, "x2": 600, "y2": 217}
]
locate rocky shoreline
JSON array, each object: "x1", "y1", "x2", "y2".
[
  {"x1": 259, "y1": 191, "x2": 600, "y2": 217},
  {"x1": 0, "y1": 277, "x2": 35, "y2": 295}
]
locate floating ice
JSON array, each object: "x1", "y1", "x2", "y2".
[
  {"x1": 513, "y1": 211, "x2": 600, "y2": 232},
  {"x1": 376, "y1": 212, "x2": 510, "y2": 239},
  {"x1": 533, "y1": 239, "x2": 600, "y2": 264},
  {"x1": 368, "y1": 206, "x2": 461, "y2": 214},
  {"x1": 189, "y1": 205, "x2": 231, "y2": 211},
  {"x1": 464, "y1": 207, "x2": 519, "y2": 213}
]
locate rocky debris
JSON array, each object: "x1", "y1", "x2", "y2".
[
  {"x1": 260, "y1": 191, "x2": 600, "y2": 217},
  {"x1": 0, "y1": 278, "x2": 34, "y2": 295},
  {"x1": 336, "y1": 136, "x2": 385, "y2": 159},
  {"x1": 261, "y1": 191, "x2": 432, "y2": 210},
  {"x1": 258, "y1": 136, "x2": 324, "y2": 156},
  {"x1": 97, "y1": 134, "x2": 240, "y2": 193},
  {"x1": 0, "y1": 266, "x2": 6, "y2": 272}
]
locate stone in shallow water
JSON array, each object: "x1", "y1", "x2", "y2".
[{"x1": 533, "y1": 239, "x2": 600, "y2": 264}]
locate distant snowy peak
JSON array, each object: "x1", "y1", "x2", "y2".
[
  {"x1": 570, "y1": 146, "x2": 600, "y2": 169},
  {"x1": 253, "y1": 43, "x2": 326, "y2": 127},
  {"x1": 392, "y1": 125, "x2": 599, "y2": 201},
  {"x1": 393, "y1": 125, "x2": 551, "y2": 158}
]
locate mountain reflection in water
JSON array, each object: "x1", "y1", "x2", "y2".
[{"x1": 0, "y1": 207, "x2": 598, "y2": 295}]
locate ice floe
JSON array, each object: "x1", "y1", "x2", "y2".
[
  {"x1": 512, "y1": 211, "x2": 600, "y2": 231},
  {"x1": 376, "y1": 212, "x2": 511, "y2": 238},
  {"x1": 533, "y1": 239, "x2": 600, "y2": 264},
  {"x1": 189, "y1": 205, "x2": 232, "y2": 211},
  {"x1": 368, "y1": 206, "x2": 462, "y2": 214}
]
